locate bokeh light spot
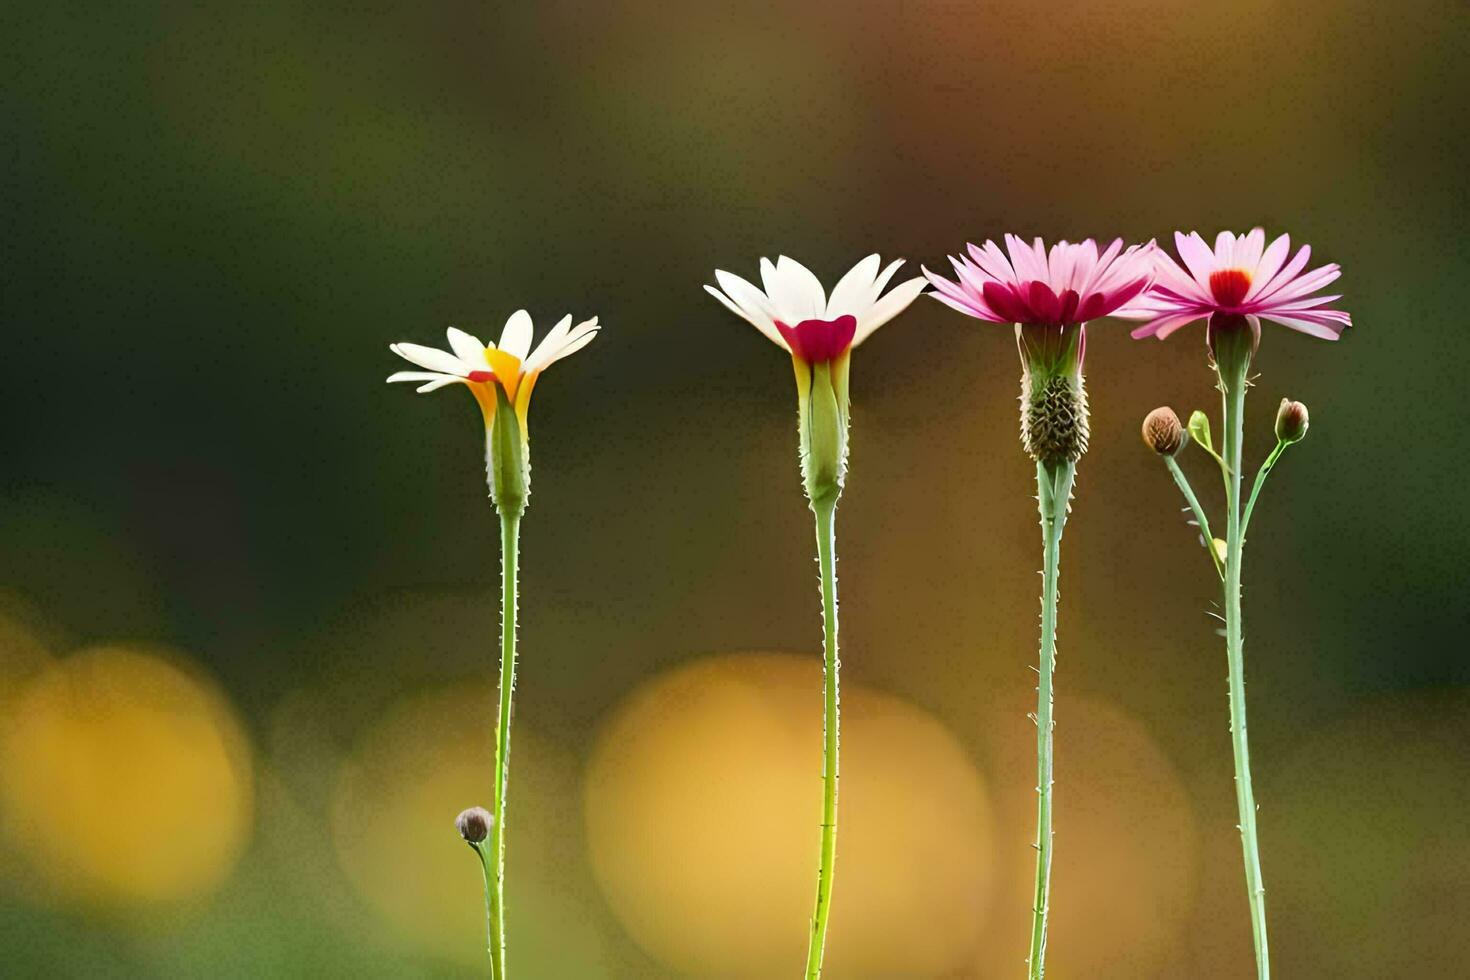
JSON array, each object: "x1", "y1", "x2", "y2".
[
  {"x1": 583, "y1": 652, "x2": 994, "y2": 978},
  {"x1": 970, "y1": 689, "x2": 1201, "y2": 977},
  {"x1": 330, "y1": 684, "x2": 610, "y2": 971},
  {"x1": 0, "y1": 646, "x2": 254, "y2": 907}
]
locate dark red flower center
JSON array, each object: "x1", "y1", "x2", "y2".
[
  {"x1": 467, "y1": 370, "x2": 494, "y2": 383},
  {"x1": 774, "y1": 315, "x2": 857, "y2": 364},
  {"x1": 1208, "y1": 268, "x2": 1252, "y2": 307},
  {"x1": 982, "y1": 281, "x2": 1082, "y2": 325}
]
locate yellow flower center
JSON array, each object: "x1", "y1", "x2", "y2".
[{"x1": 483, "y1": 348, "x2": 524, "y2": 400}]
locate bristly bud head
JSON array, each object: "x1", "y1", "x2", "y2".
[
  {"x1": 1016, "y1": 322, "x2": 1089, "y2": 464},
  {"x1": 1275, "y1": 398, "x2": 1309, "y2": 444},
  {"x1": 455, "y1": 806, "x2": 493, "y2": 845},
  {"x1": 1141, "y1": 407, "x2": 1185, "y2": 456}
]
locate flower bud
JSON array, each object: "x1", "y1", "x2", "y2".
[
  {"x1": 1141, "y1": 407, "x2": 1185, "y2": 456},
  {"x1": 1017, "y1": 323, "x2": 1089, "y2": 464},
  {"x1": 1275, "y1": 399, "x2": 1309, "y2": 444},
  {"x1": 455, "y1": 806, "x2": 493, "y2": 845}
]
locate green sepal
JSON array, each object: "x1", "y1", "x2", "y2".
[
  {"x1": 487, "y1": 385, "x2": 529, "y2": 515},
  {"x1": 797, "y1": 355, "x2": 849, "y2": 507}
]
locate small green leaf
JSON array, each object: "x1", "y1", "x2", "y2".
[{"x1": 1187, "y1": 410, "x2": 1214, "y2": 452}]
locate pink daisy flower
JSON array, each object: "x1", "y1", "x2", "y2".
[
  {"x1": 1119, "y1": 229, "x2": 1350, "y2": 341},
  {"x1": 924, "y1": 235, "x2": 1156, "y2": 327}
]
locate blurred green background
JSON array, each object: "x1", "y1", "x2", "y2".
[{"x1": 3, "y1": 1, "x2": 1467, "y2": 977}]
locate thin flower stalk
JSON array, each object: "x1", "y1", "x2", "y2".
[
  {"x1": 706, "y1": 254, "x2": 924, "y2": 978},
  {"x1": 926, "y1": 234, "x2": 1154, "y2": 979},
  {"x1": 389, "y1": 310, "x2": 599, "y2": 977},
  {"x1": 1125, "y1": 229, "x2": 1348, "y2": 980}
]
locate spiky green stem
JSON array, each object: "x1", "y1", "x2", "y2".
[
  {"x1": 1165, "y1": 455, "x2": 1225, "y2": 580},
  {"x1": 1242, "y1": 441, "x2": 1287, "y2": 534},
  {"x1": 804, "y1": 494, "x2": 841, "y2": 979},
  {"x1": 1219, "y1": 360, "x2": 1270, "y2": 980},
  {"x1": 487, "y1": 506, "x2": 521, "y2": 979},
  {"x1": 1028, "y1": 457, "x2": 1075, "y2": 980}
]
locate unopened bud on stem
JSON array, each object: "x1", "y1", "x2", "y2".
[
  {"x1": 456, "y1": 806, "x2": 493, "y2": 845},
  {"x1": 1275, "y1": 399, "x2": 1309, "y2": 444},
  {"x1": 1141, "y1": 407, "x2": 1185, "y2": 455}
]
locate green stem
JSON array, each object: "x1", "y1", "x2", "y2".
[
  {"x1": 488, "y1": 507, "x2": 522, "y2": 979},
  {"x1": 804, "y1": 495, "x2": 841, "y2": 979},
  {"x1": 1220, "y1": 369, "x2": 1270, "y2": 980},
  {"x1": 1028, "y1": 458, "x2": 1075, "y2": 980},
  {"x1": 473, "y1": 843, "x2": 495, "y2": 966},
  {"x1": 1242, "y1": 441, "x2": 1287, "y2": 535},
  {"x1": 1164, "y1": 455, "x2": 1225, "y2": 580}
]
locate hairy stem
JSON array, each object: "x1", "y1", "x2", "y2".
[
  {"x1": 1242, "y1": 441, "x2": 1287, "y2": 535},
  {"x1": 1028, "y1": 458, "x2": 1075, "y2": 980},
  {"x1": 488, "y1": 507, "x2": 522, "y2": 979},
  {"x1": 1221, "y1": 369, "x2": 1270, "y2": 979},
  {"x1": 1164, "y1": 455, "x2": 1225, "y2": 580},
  {"x1": 804, "y1": 495, "x2": 841, "y2": 979}
]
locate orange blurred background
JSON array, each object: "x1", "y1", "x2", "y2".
[{"x1": 3, "y1": 1, "x2": 1467, "y2": 976}]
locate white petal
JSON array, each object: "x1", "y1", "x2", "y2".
[
  {"x1": 870, "y1": 257, "x2": 908, "y2": 299},
  {"x1": 390, "y1": 342, "x2": 469, "y2": 376},
  {"x1": 416, "y1": 375, "x2": 468, "y2": 393},
  {"x1": 541, "y1": 326, "x2": 598, "y2": 366},
  {"x1": 529, "y1": 316, "x2": 599, "y2": 372},
  {"x1": 387, "y1": 370, "x2": 450, "y2": 384},
  {"x1": 525, "y1": 315, "x2": 573, "y2": 372},
  {"x1": 764, "y1": 256, "x2": 825, "y2": 322},
  {"x1": 708, "y1": 270, "x2": 787, "y2": 351},
  {"x1": 445, "y1": 327, "x2": 486, "y2": 363},
  {"x1": 713, "y1": 271, "x2": 781, "y2": 331},
  {"x1": 854, "y1": 276, "x2": 926, "y2": 345},
  {"x1": 826, "y1": 254, "x2": 880, "y2": 319},
  {"x1": 499, "y1": 310, "x2": 535, "y2": 360}
]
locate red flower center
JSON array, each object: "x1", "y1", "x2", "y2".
[
  {"x1": 773, "y1": 315, "x2": 857, "y2": 364},
  {"x1": 467, "y1": 370, "x2": 494, "y2": 383},
  {"x1": 1208, "y1": 268, "x2": 1252, "y2": 307}
]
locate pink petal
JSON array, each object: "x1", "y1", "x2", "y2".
[
  {"x1": 1252, "y1": 244, "x2": 1312, "y2": 301},
  {"x1": 1258, "y1": 264, "x2": 1341, "y2": 305},
  {"x1": 1175, "y1": 231, "x2": 1219, "y2": 289},
  {"x1": 1248, "y1": 234, "x2": 1291, "y2": 297},
  {"x1": 1028, "y1": 281, "x2": 1062, "y2": 323},
  {"x1": 983, "y1": 281, "x2": 1033, "y2": 323},
  {"x1": 1260, "y1": 313, "x2": 1347, "y2": 339},
  {"x1": 1057, "y1": 288, "x2": 1080, "y2": 323}
]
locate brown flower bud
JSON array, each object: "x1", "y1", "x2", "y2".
[
  {"x1": 1275, "y1": 399, "x2": 1309, "y2": 444},
  {"x1": 455, "y1": 806, "x2": 493, "y2": 845},
  {"x1": 1141, "y1": 407, "x2": 1185, "y2": 456}
]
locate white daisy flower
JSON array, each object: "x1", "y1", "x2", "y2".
[
  {"x1": 388, "y1": 309, "x2": 599, "y2": 432},
  {"x1": 704, "y1": 254, "x2": 926, "y2": 362}
]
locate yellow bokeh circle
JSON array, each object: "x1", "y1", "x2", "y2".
[
  {"x1": 0, "y1": 645, "x2": 254, "y2": 907},
  {"x1": 970, "y1": 688, "x2": 1201, "y2": 977},
  {"x1": 329, "y1": 684, "x2": 609, "y2": 971},
  {"x1": 584, "y1": 652, "x2": 995, "y2": 978}
]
